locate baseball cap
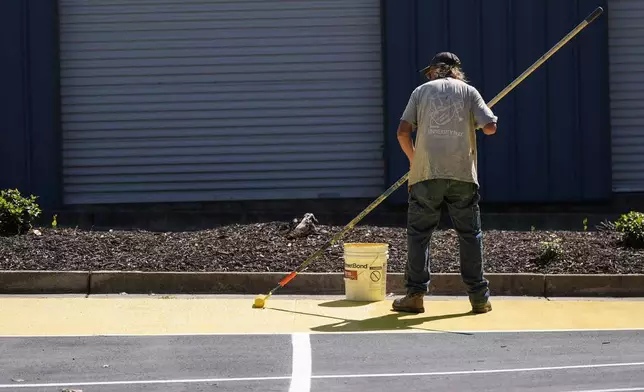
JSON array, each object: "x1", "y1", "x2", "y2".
[{"x1": 419, "y1": 52, "x2": 461, "y2": 73}]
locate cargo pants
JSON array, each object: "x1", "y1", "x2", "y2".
[{"x1": 405, "y1": 179, "x2": 490, "y2": 306}]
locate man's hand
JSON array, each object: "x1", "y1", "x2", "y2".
[
  {"x1": 482, "y1": 122, "x2": 497, "y2": 135},
  {"x1": 397, "y1": 120, "x2": 415, "y2": 167}
]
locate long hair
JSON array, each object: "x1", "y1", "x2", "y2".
[{"x1": 430, "y1": 64, "x2": 468, "y2": 83}]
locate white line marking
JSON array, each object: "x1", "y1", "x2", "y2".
[
  {"x1": 450, "y1": 328, "x2": 644, "y2": 334},
  {"x1": 0, "y1": 327, "x2": 642, "y2": 338},
  {"x1": 310, "y1": 361, "x2": 644, "y2": 379},
  {"x1": 0, "y1": 361, "x2": 642, "y2": 389},
  {"x1": 288, "y1": 333, "x2": 312, "y2": 392},
  {"x1": 567, "y1": 388, "x2": 644, "y2": 392},
  {"x1": 0, "y1": 376, "x2": 291, "y2": 388}
]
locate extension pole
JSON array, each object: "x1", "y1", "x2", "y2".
[{"x1": 252, "y1": 6, "x2": 603, "y2": 308}]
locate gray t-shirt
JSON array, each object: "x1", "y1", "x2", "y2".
[{"x1": 400, "y1": 77, "x2": 498, "y2": 187}]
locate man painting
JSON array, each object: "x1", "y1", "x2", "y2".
[{"x1": 393, "y1": 52, "x2": 498, "y2": 314}]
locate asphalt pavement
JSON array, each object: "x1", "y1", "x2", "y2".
[
  {"x1": 1, "y1": 330, "x2": 643, "y2": 391},
  {"x1": 1, "y1": 295, "x2": 643, "y2": 391}
]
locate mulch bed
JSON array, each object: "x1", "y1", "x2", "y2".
[{"x1": 0, "y1": 220, "x2": 642, "y2": 274}]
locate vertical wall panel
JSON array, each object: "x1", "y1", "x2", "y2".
[
  {"x1": 0, "y1": 0, "x2": 60, "y2": 210},
  {"x1": 0, "y1": 1, "x2": 27, "y2": 192},
  {"x1": 28, "y1": 0, "x2": 62, "y2": 209},
  {"x1": 382, "y1": 0, "x2": 416, "y2": 203},
  {"x1": 480, "y1": 0, "x2": 515, "y2": 200},
  {"x1": 383, "y1": 0, "x2": 610, "y2": 203},
  {"x1": 447, "y1": 0, "x2": 483, "y2": 87},
  {"x1": 579, "y1": 0, "x2": 612, "y2": 198},
  {"x1": 513, "y1": 0, "x2": 550, "y2": 201},
  {"x1": 547, "y1": 0, "x2": 581, "y2": 200}
]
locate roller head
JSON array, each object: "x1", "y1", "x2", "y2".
[{"x1": 252, "y1": 296, "x2": 266, "y2": 309}]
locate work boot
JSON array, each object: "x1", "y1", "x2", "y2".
[
  {"x1": 392, "y1": 292, "x2": 425, "y2": 313},
  {"x1": 471, "y1": 300, "x2": 492, "y2": 314}
]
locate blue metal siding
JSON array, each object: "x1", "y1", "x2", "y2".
[
  {"x1": 0, "y1": 1, "x2": 27, "y2": 192},
  {"x1": 383, "y1": 0, "x2": 611, "y2": 203},
  {"x1": 0, "y1": 0, "x2": 60, "y2": 210},
  {"x1": 0, "y1": 0, "x2": 612, "y2": 210},
  {"x1": 579, "y1": 0, "x2": 612, "y2": 200}
]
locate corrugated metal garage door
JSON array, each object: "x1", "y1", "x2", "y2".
[
  {"x1": 58, "y1": 0, "x2": 384, "y2": 204},
  {"x1": 609, "y1": 0, "x2": 644, "y2": 192}
]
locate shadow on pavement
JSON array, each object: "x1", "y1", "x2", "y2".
[
  {"x1": 310, "y1": 311, "x2": 475, "y2": 334},
  {"x1": 317, "y1": 300, "x2": 378, "y2": 308},
  {"x1": 267, "y1": 306, "x2": 476, "y2": 335}
]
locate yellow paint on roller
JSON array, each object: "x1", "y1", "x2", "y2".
[{"x1": 0, "y1": 296, "x2": 642, "y2": 336}]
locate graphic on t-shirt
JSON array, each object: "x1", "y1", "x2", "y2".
[{"x1": 428, "y1": 93, "x2": 465, "y2": 126}]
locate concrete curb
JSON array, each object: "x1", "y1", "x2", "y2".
[
  {"x1": 1, "y1": 271, "x2": 644, "y2": 297},
  {"x1": 0, "y1": 271, "x2": 90, "y2": 294},
  {"x1": 89, "y1": 272, "x2": 344, "y2": 295},
  {"x1": 545, "y1": 274, "x2": 644, "y2": 297}
]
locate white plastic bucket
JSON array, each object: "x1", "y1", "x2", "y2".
[{"x1": 343, "y1": 243, "x2": 389, "y2": 302}]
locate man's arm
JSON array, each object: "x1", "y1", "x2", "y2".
[
  {"x1": 398, "y1": 88, "x2": 418, "y2": 166},
  {"x1": 397, "y1": 120, "x2": 415, "y2": 165},
  {"x1": 470, "y1": 87, "x2": 498, "y2": 135}
]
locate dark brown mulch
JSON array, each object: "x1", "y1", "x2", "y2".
[{"x1": 1, "y1": 222, "x2": 642, "y2": 274}]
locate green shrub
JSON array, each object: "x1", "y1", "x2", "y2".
[
  {"x1": 0, "y1": 189, "x2": 42, "y2": 236},
  {"x1": 615, "y1": 211, "x2": 644, "y2": 248},
  {"x1": 537, "y1": 235, "x2": 564, "y2": 265}
]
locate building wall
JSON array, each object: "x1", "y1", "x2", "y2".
[
  {"x1": 608, "y1": 0, "x2": 644, "y2": 193},
  {"x1": 0, "y1": 0, "x2": 616, "y2": 212},
  {"x1": 57, "y1": 0, "x2": 386, "y2": 205},
  {"x1": 383, "y1": 0, "x2": 611, "y2": 204},
  {"x1": 0, "y1": 0, "x2": 60, "y2": 211}
]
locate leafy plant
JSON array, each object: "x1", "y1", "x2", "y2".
[
  {"x1": 615, "y1": 211, "x2": 644, "y2": 248},
  {"x1": 596, "y1": 219, "x2": 616, "y2": 232},
  {"x1": 0, "y1": 189, "x2": 42, "y2": 236},
  {"x1": 583, "y1": 218, "x2": 588, "y2": 232},
  {"x1": 52, "y1": 214, "x2": 58, "y2": 229},
  {"x1": 537, "y1": 235, "x2": 564, "y2": 265}
]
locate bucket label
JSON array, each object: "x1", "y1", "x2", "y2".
[
  {"x1": 345, "y1": 263, "x2": 368, "y2": 269},
  {"x1": 344, "y1": 270, "x2": 358, "y2": 280},
  {"x1": 369, "y1": 266, "x2": 382, "y2": 270},
  {"x1": 369, "y1": 270, "x2": 382, "y2": 282}
]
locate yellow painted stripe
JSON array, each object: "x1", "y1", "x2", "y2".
[{"x1": 0, "y1": 297, "x2": 643, "y2": 336}]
